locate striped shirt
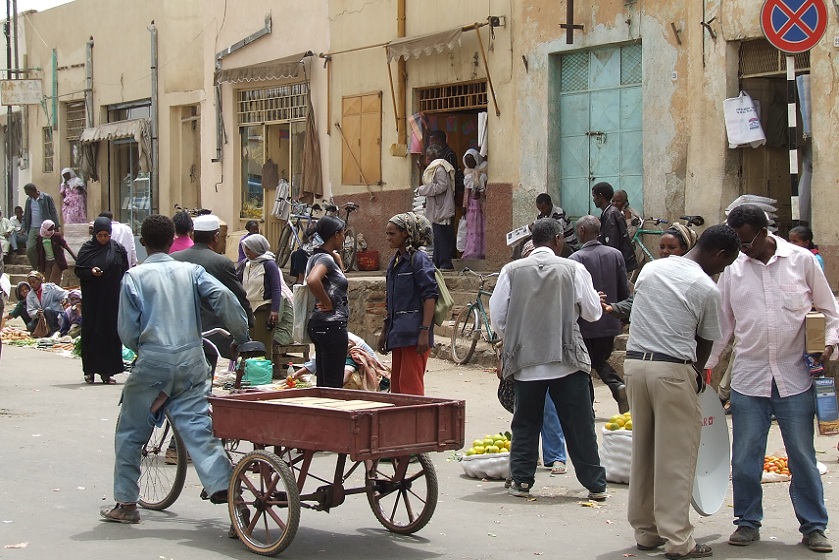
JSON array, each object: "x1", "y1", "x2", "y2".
[
  {"x1": 626, "y1": 256, "x2": 722, "y2": 362},
  {"x1": 705, "y1": 235, "x2": 839, "y2": 398}
]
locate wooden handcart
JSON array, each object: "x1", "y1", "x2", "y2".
[{"x1": 208, "y1": 388, "x2": 465, "y2": 556}]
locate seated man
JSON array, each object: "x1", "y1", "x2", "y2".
[
  {"x1": 100, "y1": 214, "x2": 249, "y2": 525},
  {"x1": 512, "y1": 193, "x2": 578, "y2": 259}
]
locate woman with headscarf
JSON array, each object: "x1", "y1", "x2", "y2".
[
  {"x1": 59, "y1": 289, "x2": 83, "y2": 338},
  {"x1": 36, "y1": 219, "x2": 76, "y2": 285},
  {"x1": 377, "y1": 212, "x2": 438, "y2": 395},
  {"x1": 241, "y1": 233, "x2": 292, "y2": 368},
  {"x1": 59, "y1": 168, "x2": 87, "y2": 224},
  {"x1": 75, "y1": 217, "x2": 129, "y2": 384},
  {"x1": 305, "y1": 216, "x2": 349, "y2": 388},
  {"x1": 605, "y1": 222, "x2": 698, "y2": 320},
  {"x1": 461, "y1": 149, "x2": 487, "y2": 259},
  {"x1": 25, "y1": 270, "x2": 67, "y2": 336}
]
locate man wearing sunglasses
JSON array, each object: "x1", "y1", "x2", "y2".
[{"x1": 706, "y1": 204, "x2": 838, "y2": 553}]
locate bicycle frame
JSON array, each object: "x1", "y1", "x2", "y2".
[{"x1": 472, "y1": 288, "x2": 499, "y2": 345}]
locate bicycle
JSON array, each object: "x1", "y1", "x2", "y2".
[
  {"x1": 450, "y1": 268, "x2": 501, "y2": 365},
  {"x1": 630, "y1": 215, "x2": 704, "y2": 281},
  {"x1": 324, "y1": 201, "x2": 360, "y2": 273},
  {"x1": 173, "y1": 204, "x2": 212, "y2": 218},
  {"x1": 138, "y1": 329, "x2": 267, "y2": 511},
  {"x1": 275, "y1": 201, "x2": 319, "y2": 268}
]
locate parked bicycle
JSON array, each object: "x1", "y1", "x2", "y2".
[
  {"x1": 324, "y1": 201, "x2": 360, "y2": 273},
  {"x1": 275, "y1": 201, "x2": 320, "y2": 269},
  {"x1": 173, "y1": 204, "x2": 212, "y2": 218},
  {"x1": 630, "y1": 214, "x2": 704, "y2": 281},
  {"x1": 138, "y1": 328, "x2": 266, "y2": 511},
  {"x1": 450, "y1": 268, "x2": 501, "y2": 365}
]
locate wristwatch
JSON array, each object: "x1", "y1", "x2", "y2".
[{"x1": 418, "y1": 325, "x2": 430, "y2": 331}]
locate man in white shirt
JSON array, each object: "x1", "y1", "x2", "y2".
[
  {"x1": 97, "y1": 212, "x2": 137, "y2": 267},
  {"x1": 706, "y1": 204, "x2": 837, "y2": 553},
  {"x1": 490, "y1": 218, "x2": 607, "y2": 500},
  {"x1": 625, "y1": 225, "x2": 740, "y2": 559}
]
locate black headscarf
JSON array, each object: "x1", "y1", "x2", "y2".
[{"x1": 76, "y1": 217, "x2": 117, "y2": 271}]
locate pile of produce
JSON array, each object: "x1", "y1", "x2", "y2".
[
  {"x1": 604, "y1": 412, "x2": 632, "y2": 431},
  {"x1": 1, "y1": 326, "x2": 32, "y2": 343},
  {"x1": 460, "y1": 431, "x2": 512, "y2": 480},
  {"x1": 464, "y1": 432, "x2": 511, "y2": 456}
]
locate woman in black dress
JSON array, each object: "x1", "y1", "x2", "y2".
[{"x1": 75, "y1": 217, "x2": 129, "y2": 384}]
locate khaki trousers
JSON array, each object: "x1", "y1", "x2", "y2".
[{"x1": 624, "y1": 359, "x2": 701, "y2": 556}]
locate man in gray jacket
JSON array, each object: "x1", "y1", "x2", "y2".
[
  {"x1": 22, "y1": 183, "x2": 61, "y2": 269},
  {"x1": 417, "y1": 144, "x2": 455, "y2": 269},
  {"x1": 490, "y1": 218, "x2": 608, "y2": 500}
]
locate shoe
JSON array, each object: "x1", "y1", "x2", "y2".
[
  {"x1": 550, "y1": 461, "x2": 567, "y2": 475},
  {"x1": 100, "y1": 504, "x2": 140, "y2": 524},
  {"x1": 728, "y1": 526, "x2": 760, "y2": 546},
  {"x1": 617, "y1": 385, "x2": 630, "y2": 414},
  {"x1": 664, "y1": 543, "x2": 712, "y2": 559},
  {"x1": 504, "y1": 477, "x2": 512, "y2": 489},
  {"x1": 637, "y1": 537, "x2": 667, "y2": 550},
  {"x1": 587, "y1": 490, "x2": 608, "y2": 502},
  {"x1": 508, "y1": 481, "x2": 531, "y2": 497},
  {"x1": 802, "y1": 531, "x2": 832, "y2": 553},
  {"x1": 209, "y1": 489, "x2": 229, "y2": 504}
]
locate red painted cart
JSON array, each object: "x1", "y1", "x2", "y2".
[{"x1": 208, "y1": 388, "x2": 465, "y2": 556}]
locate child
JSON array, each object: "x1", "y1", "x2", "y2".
[
  {"x1": 59, "y1": 289, "x2": 83, "y2": 338},
  {"x1": 461, "y1": 149, "x2": 487, "y2": 259},
  {"x1": 789, "y1": 225, "x2": 824, "y2": 270}
]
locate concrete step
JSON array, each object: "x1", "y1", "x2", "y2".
[{"x1": 614, "y1": 333, "x2": 628, "y2": 351}]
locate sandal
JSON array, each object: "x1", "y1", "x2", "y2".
[
  {"x1": 664, "y1": 543, "x2": 712, "y2": 559},
  {"x1": 83, "y1": 375, "x2": 94, "y2": 385},
  {"x1": 101, "y1": 376, "x2": 117, "y2": 385},
  {"x1": 550, "y1": 461, "x2": 567, "y2": 475}
]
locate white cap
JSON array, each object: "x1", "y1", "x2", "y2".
[{"x1": 193, "y1": 214, "x2": 220, "y2": 232}]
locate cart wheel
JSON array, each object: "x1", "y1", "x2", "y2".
[
  {"x1": 229, "y1": 450, "x2": 300, "y2": 556},
  {"x1": 366, "y1": 453, "x2": 438, "y2": 534},
  {"x1": 139, "y1": 414, "x2": 186, "y2": 510}
]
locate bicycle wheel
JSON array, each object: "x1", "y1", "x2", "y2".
[
  {"x1": 340, "y1": 226, "x2": 357, "y2": 272},
  {"x1": 451, "y1": 304, "x2": 480, "y2": 365},
  {"x1": 275, "y1": 225, "x2": 295, "y2": 268},
  {"x1": 138, "y1": 414, "x2": 187, "y2": 510}
]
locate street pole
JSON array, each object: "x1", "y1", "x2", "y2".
[
  {"x1": 5, "y1": 0, "x2": 12, "y2": 213},
  {"x1": 787, "y1": 55, "x2": 799, "y2": 225}
]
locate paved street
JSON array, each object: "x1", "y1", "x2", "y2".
[{"x1": 1, "y1": 344, "x2": 837, "y2": 559}]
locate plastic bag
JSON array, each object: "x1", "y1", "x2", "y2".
[
  {"x1": 291, "y1": 283, "x2": 314, "y2": 344},
  {"x1": 456, "y1": 219, "x2": 468, "y2": 252},
  {"x1": 723, "y1": 91, "x2": 767, "y2": 149},
  {"x1": 244, "y1": 357, "x2": 274, "y2": 386},
  {"x1": 32, "y1": 313, "x2": 49, "y2": 338},
  {"x1": 600, "y1": 428, "x2": 633, "y2": 484}
]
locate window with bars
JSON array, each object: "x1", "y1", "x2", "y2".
[
  {"x1": 66, "y1": 101, "x2": 86, "y2": 175},
  {"x1": 416, "y1": 80, "x2": 487, "y2": 113},
  {"x1": 237, "y1": 83, "x2": 309, "y2": 125},
  {"x1": 739, "y1": 39, "x2": 810, "y2": 78},
  {"x1": 43, "y1": 127, "x2": 53, "y2": 173},
  {"x1": 560, "y1": 44, "x2": 642, "y2": 92}
]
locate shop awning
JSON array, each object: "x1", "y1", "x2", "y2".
[
  {"x1": 79, "y1": 118, "x2": 149, "y2": 143},
  {"x1": 386, "y1": 28, "x2": 462, "y2": 63},
  {"x1": 214, "y1": 52, "x2": 309, "y2": 85}
]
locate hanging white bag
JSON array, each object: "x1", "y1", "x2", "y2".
[{"x1": 723, "y1": 91, "x2": 766, "y2": 149}]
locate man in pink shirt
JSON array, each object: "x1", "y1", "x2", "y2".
[{"x1": 706, "y1": 204, "x2": 838, "y2": 553}]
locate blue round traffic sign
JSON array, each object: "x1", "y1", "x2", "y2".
[{"x1": 761, "y1": 0, "x2": 827, "y2": 54}]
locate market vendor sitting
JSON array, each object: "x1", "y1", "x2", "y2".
[
  {"x1": 59, "y1": 289, "x2": 83, "y2": 338},
  {"x1": 4, "y1": 281, "x2": 33, "y2": 332},
  {"x1": 25, "y1": 270, "x2": 67, "y2": 336},
  {"x1": 293, "y1": 331, "x2": 390, "y2": 391}
]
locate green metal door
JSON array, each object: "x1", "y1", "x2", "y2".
[{"x1": 556, "y1": 44, "x2": 643, "y2": 218}]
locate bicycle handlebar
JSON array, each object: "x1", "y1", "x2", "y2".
[
  {"x1": 460, "y1": 267, "x2": 500, "y2": 280},
  {"x1": 643, "y1": 217, "x2": 669, "y2": 226},
  {"x1": 202, "y1": 328, "x2": 231, "y2": 338}
]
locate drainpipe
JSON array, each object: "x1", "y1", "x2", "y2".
[
  {"x1": 85, "y1": 38, "x2": 93, "y2": 129},
  {"x1": 148, "y1": 21, "x2": 159, "y2": 215},
  {"x1": 397, "y1": 0, "x2": 407, "y2": 146}
]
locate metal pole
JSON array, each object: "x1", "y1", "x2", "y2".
[
  {"x1": 786, "y1": 55, "x2": 799, "y2": 224},
  {"x1": 6, "y1": 0, "x2": 12, "y2": 213},
  {"x1": 148, "y1": 22, "x2": 158, "y2": 215}
]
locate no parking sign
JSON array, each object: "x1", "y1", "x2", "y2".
[{"x1": 761, "y1": 0, "x2": 828, "y2": 54}]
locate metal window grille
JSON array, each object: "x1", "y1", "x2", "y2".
[
  {"x1": 66, "y1": 101, "x2": 86, "y2": 141},
  {"x1": 237, "y1": 83, "x2": 309, "y2": 125},
  {"x1": 416, "y1": 80, "x2": 487, "y2": 113},
  {"x1": 739, "y1": 39, "x2": 810, "y2": 78},
  {"x1": 621, "y1": 44, "x2": 642, "y2": 85},
  {"x1": 43, "y1": 127, "x2": 54, "y2": 173},
  {"x1": 560, "y1": 52, "x2": 589, "y2": 93}
]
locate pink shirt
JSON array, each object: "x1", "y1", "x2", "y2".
[
  {"x1": 168, "y1": 235, "x2": 194, "y2": 254},
  {"x1": 706, "y1": 234, "x2": 839, "y2": 398}
]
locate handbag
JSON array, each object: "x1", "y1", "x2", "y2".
[
  {"x1": 497, "y1": 378, "x2": 515, "y2": 414},
  {"x1": 409, "y1": 252, "x2": 454, "y2": 327},
  {"x1": 291, "y1": 283, "x2": 315, "y2": 344},
  {"x1": 32, "y1": 312, "x2": 49, "y2": 338}
]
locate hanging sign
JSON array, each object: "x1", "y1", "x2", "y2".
[
  {"x1": 0, "y1": 80, "x2": 43, "y2": 105},
  {"x1": 761, "y1": 0, "x2": 827, "y2": 54}
]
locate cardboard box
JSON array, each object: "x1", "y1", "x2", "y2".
[
  {"x1": 813, "y1": 376, "x2": 839, "y2": 436},
  {"x1": 805, "y1": 312, "x2": 826, "y2": 353}
]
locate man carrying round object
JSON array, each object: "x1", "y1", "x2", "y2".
[{"x1": 624, "y1": 225, "x2": 741, "y2": 559}]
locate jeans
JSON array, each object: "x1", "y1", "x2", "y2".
[
  {"x1": 731, "y1": 383, "x2": 827, "y2": 534},
  {"x1": 10, "y1": 231, "x2": 25, "y2": 251},
  {"x1": 431, "y1": 222, "x2": 453, "y2": 269},
  {"x1": 584, "y1": 336, "x2": 623, "y2": 397},
  {"x1": 510, "y1": 371, "x2": 606, "y2": 492},
  {"x1": 307, "y1": 321, "x2": 348, "y2": 388},
  {"x1": 542, "y1": 394, "x2": 567, "y2": 464},
  {"x1": 113, "y1": 352, "x2": 231, "y2": 504},
  {"x1": 26, "y1": 228, "x2": 38, "y2": 269}
]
